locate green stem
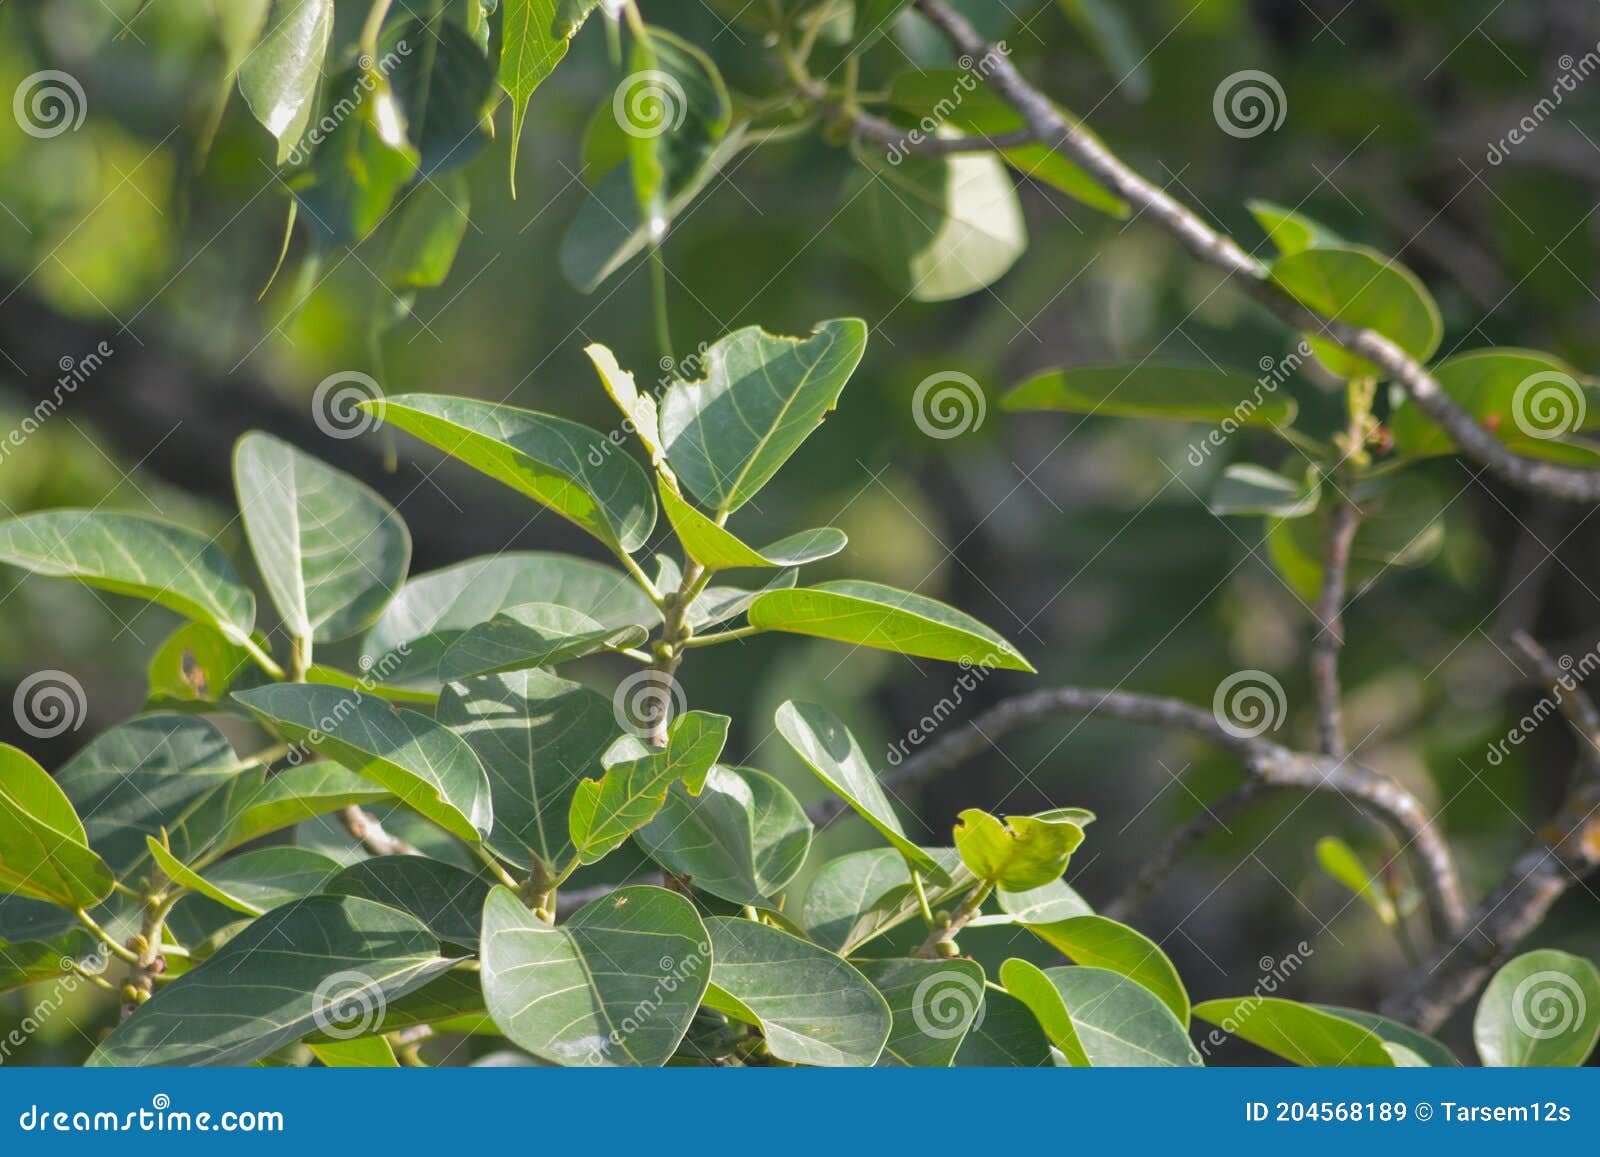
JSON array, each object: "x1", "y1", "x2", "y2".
[
  {"x1": 73, "y1": 908, "x2": 139, "y2": 966},
  {"x1": 910, "y1": 870, "x2": 935, "y2": 928},
  {"x1": 360, "y1": 0, "x2": 396, "y2": 72},
  {"x1": 682, "y1": 624, "x2": 764, "y2": 648},
  {"x1": 241, "y1": 636, "x2": 285, "y2": 679}
]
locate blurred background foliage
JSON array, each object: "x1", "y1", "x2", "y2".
[{"x1": 2, "y1": 0, "x2": 1599, "y2": 1062}]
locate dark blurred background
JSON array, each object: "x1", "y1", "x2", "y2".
[{"x1": 3, "y1": 0, "x2": 1599, "y2": 1063}]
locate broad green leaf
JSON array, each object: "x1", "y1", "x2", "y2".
[
  {"x1": 480, "y1": 884, "x2": 710, "y2": 1066},
  {"x1": 838, "y1": 148, "x2": 1026, "y2": 302},
  {"x1": 690, "y1": 568, "x2": 798, "y2": 630},
  {"x1": 237, "y1": 0, "x2": 333, "y2": 163},
  {"x1": 998, "y1": 877, "x2": 1094, "y2": 923},
  {"x1": 1314, "y1": 836, "x2": 1396, "y2": 925},
  {"x1": 857, "y1": 957, "x2": 985, "y2": 1067},
  {"x1": 146, "y1": 842, "x2": 341, "y2": 916},
  {"x1": 0, "y1": 926, "x2": 93, "y2": 996},
  {"x1": 1003, "y1": 960, "x2": 1201, "y2": 1067},
  {"x1": 659, "y1": 319, "x2": 868, "y2": 515},
  {"x1": 621, "y1": 28, "x2": 731, "y2": 219},
  {"x1": 1022, "y1": 914, "x2": 1189, "y2": 1025},
  {"x1": 955, "y1": 989, "x2": 1052, "y2": 1067},
  {"x1": 1209, "y1": 464, "x2": 1321, "y2": 518},
  {"x1": 367, "y1": 394, "x2": 656, "y2": 554},
  {"x1": 568, "y1": 711, "x2": 731, "y2": 864},
  {"x1": 1310, "y1": 1005, "x2": 1457, "y2": 1067},
  {"x1": 1057, "y1": 0, "x2": 1149, "y2": 99},
  {"x1": 775, "y1": 701, "x2": 941, "y2": 877},
  {"x1": 234, "y1": 432, "x2": 411, "y2": 644},
  {"x1": 363, "y1": 552, "x2": 659, "y2": 687},
  {"x1": 1247, "y1": 199, "x2": 1340, "y2": 256},
  {"x1": 802, "y1": 847, "x2": 973, "y2": 954},
  {"x1": 1389, "y1": 349, "x2": 1600, "y2": 459},
  {"x1": 437, "y1": 670, "x2": 616, "y2": 872},
  {"x1": 0, "y1": 511, "x2": 255, "y2": 644},
  {"x1": 308, "y1": 1037, "x2": 398, "y2": 1067},
  {"x1": 306, "y1": 967, "x2": 487, "y2": 1041},
  {"x1": 954, "y1": 808, "x2": 1086, "y2": 891},
  {"x1": 382, "y1": 172, "x2": 470, "y2": 290},
  {"x1": 145, "y1": 622, "x2": 256, "y2": 706},
  {"x1": 636, "y1": 765, "x2": 812, "y2": 907},
  {"x1": 1002, "y1": 364, "x2": 1298, "y2": 429},
  {"x1": 1271, "y1": 245, "x2": 1442, "y2": 379},
  {"x1": 384, "y1": 18, "x2": 495, "y2": 173},
  {"x1": 885, "y1": 70, "x2": 1126, "y2": 216},
  {"x1": 438, "y1": 603, "x2": 648, "y2": 682},
  {"x1": 0, "y1": 745, "x2": 114, "y2": 909},
  {"x1": 702, "y1": 916, "x2": 891, "y2": 1066},
  {"x1": 233, "y1": 684, "x2": 492, "y2": 842},
  {"x1": 1193, "y1": 996, "x2": 1394, "y2": 1066},
  {"x1": 327, "y1": 855, "x2": 490, "y2": 949},
  {"x1": 304, "y1": 664, "x2": 437, "y2": 706},
  {"x1": 290, "y1": 71, "x2": 418, "y2": 244},
  {"x1": 1473, "y1": 949, "x2": 1600, "y2": 1067},
  {"x1": 658, "y1": 481, "x2": 845, "y2": 571},
  {"x1": 211, "y1": 762, "x2": 389, "y2": 857},
  {"x1": 89, "y1": 895, "x2": 454, "y2": 1066},
  {"x1": 500, "y1": 0, "x2": 603, "y2": 191},
  {"x1": 752, "y1": 581, "x2": 1033, "y2": 671}
]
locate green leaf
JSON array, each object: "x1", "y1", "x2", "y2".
[
  {"x1": 363, "y1": 552, "x2": 659, "y2": 688},
  {"x1": 237, "y1": 0, "x2": 333, "y2": 164},
  {"x1": 775, "y1": 701, "x2": 941, "y2": 877},
  {"x1": 1266, "y1": 474, "x2": 1448, "y2": 602},
  {"x1": 1270, "y1": 245, "x2": 1443, "y2": 379},
  {"x1": 1209, "y1": 464, "x2": 1321, "y2": 518},
  {"x1": 621, "y1": 28, "x2": 731, "y2": 219},
  {"x1": 0, "y1": 511, "x2": 255, "y2": 644},
  {"x1": 234, "y1": 432, "x2": 411, "y2": 644},
  {"x1": 1021, "y1": 914, "x2": 1189, "y2": 1025},
  {"x1": 1309, "y1": 1005, "x2": 1457, "y2": 1067},
  {"x1": 1247, "y1": 199, "x2": 1340, "y2": 256},
  {"x1": 1003, "y1": 960, "x2": 1201, "y2": 1067},
  {"x1": 290, "y1": 70, "x2": 418, "y2": 244},
  {"x1": 954, "y1": 808, "x2": 1086, "y2": 890},
  {"x1": 437, "y1": 670, "x2": 616, "y2": 872},
  {"x1": 211, "y1": 762, "x2": 389, "y2": 856},
  {"x1": 885, "y1": 70, "x2": 1126, "y2": 216},
  {"x1": 381, "y1": 171, "x2": 470, "y2": 290},
  {"x1": 998, "y1": 877, "x2": 1095, "y2": 923},
  {"x1": 305, "y1": 966, "x2": 487, "y2": 1040},
  {"x1": 801, "y1": 847, "x2": 973, "y2": 954},
  {"x1": 702, "y1": 916, "x2": 891, "y2": 1066},
  {"x1": 658, "y1": 481, "x2": 846, "y2": 572},
  {"x1": 233, "y1": 684, "x2": 492, "y2": 843},
  {"x1": 954, "y1": 989, "x2": 1053, "y2": 1067},
  {"x1": 690, "y1": 568, "x2": 798, "y2": 630},
  {"x1": 384, "y1": 18, "x2": 495, "y2": 173},
  {"x1": 499, "y1": 0, "x2": 603, "y2": 191},
  {"x1": 587, "y1": 342, "x2": 671, "y2": 476},
  {"x1": 753, "y1": 581, "x2": 1033, "y2": 671},
  {"x1": 89, "y1": 894, "x2": 455, "y2": 1066},
  {"x1": 438, "y1": 603, "x2": 648, "y2": 682},
  {"x1": 1474, "y1": 949, "x2": 1600, "y2": 1067},
  {"x1": 636, "y1": 765, "x2": 812, "y2": 907},
  {"x1": 1003, "y1": 364, "x2": 1298, "y2": 429},
  {"x1": 146, "y1": 842, "x2": 341, "y2": 916},
  {"x1": 838, "y1": 148, "x2": 1026, "y2": 302},
  {"x1": 1389, "y1": 348, "x2": 1599, "y2": 459},
  {"x1": 0, "y1": 745, "x2": 114, "y2": 909},
  {"x1": 326, "y1": 855, "x2": 490, "y2": 949},
  {"x1": 368, "y1": 394, "x2": 657, "y2": 555},
  {"x1": 480, "y1": 884, "x2": 710, "y2": 1066},
  {"x1": 1193, "y1": 996, "x2": 1395, "y2": 1066},
  {"x1": 145, "y1": 622, "x2": 256, "y2": 706},
  {"x1": 857, "y1": 957, "x2": 985, "y2": 1067},
  {"x1": 568, "y1": 711, "x2": 731, "y2": 864},
  {"x1": 659, "y1": 319, "x2": 868, "y2": 516},
  {"x1": 1314, "y1": 836, "x2": 1396, "y2": 925},
  {"x1": 308, "y1": 1036, "x2": 398, "y2": 1067}
]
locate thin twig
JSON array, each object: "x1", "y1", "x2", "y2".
[
  {"x1": 1312, "y1": 501, "x2": 1360, "y2": 759},
  {"x1": 338, "y1": 805, "x2": 418, "y2": 857}
]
